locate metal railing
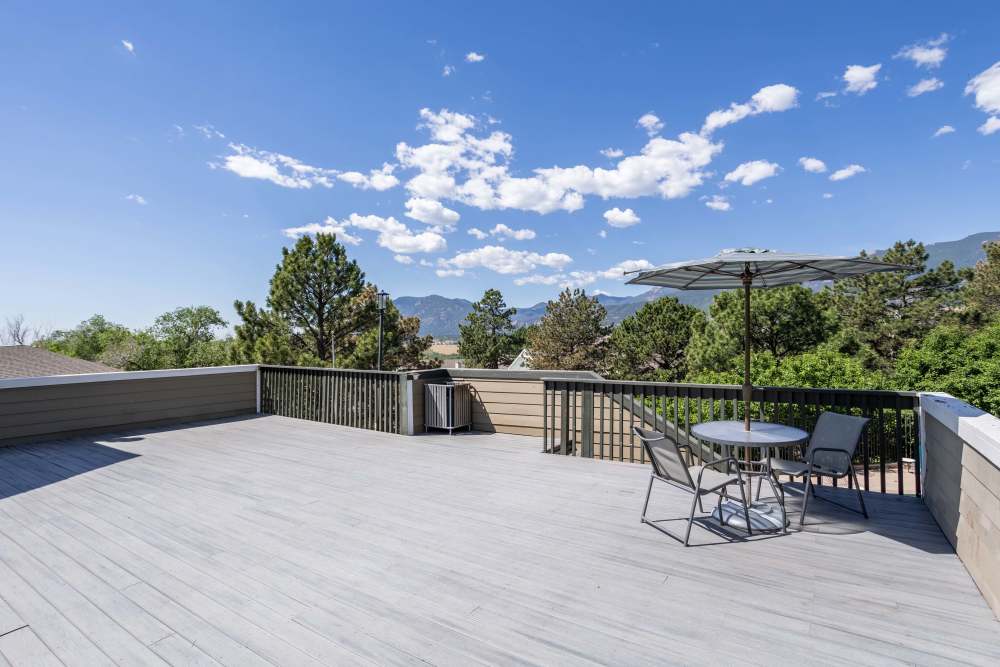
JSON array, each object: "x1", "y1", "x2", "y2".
[
  {"x1": 542, "y1": 378, "x2": 921, "y2": 496},
  {"x1": 260, "y1": 366, "x2": 407, "y2": 434}
]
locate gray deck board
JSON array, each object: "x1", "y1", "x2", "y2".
[{"x1": 1, "y1": 415, "x2": 998, "y2": 666}]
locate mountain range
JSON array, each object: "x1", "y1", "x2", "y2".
[{"x1": 396, "y1": 231, "x2": 999, "y2": 340}]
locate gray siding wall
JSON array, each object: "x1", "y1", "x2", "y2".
[{"x1": 0, "y1": 369, "x2": 257, "y2": 445}]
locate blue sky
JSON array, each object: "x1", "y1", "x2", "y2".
[{"x1": 2, "y1": 1, "x2": 999, "y2": 331}]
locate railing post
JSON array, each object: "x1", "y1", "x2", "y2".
[
  {"x1": 397, "y1": 372, "x2": 409, "y2": 435},
  {"x1": 560, "y1": 386, "x2": 570, "y2": 454},
  {"x1": 581, "y1": 387, "x2": 594, "y2": 458}
]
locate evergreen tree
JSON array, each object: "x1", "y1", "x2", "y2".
[
  {"x1": 336, "y1": 292, "x2": 432, "y2": 370},
  {"x1": 966, "y1": 240, "x2": 1000, "y2": 317},
  {"x1": 526, "y1": 288, "x2": 610, "y2": 371},
  {"x1": 458, "y1": 289, "x2": 521, "y2": 368},
  {"x1": 606, "y1": 297, "x2": 698, "y2": 381}
]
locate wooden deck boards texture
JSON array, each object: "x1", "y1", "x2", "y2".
[{"x1": 0, "y1": 414, "x2": 997, "y2": 666}]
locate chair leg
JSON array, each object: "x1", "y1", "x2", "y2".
[
  {"x1": 641, "y1": 475, "x2": 654, "y2": 524},
  {"x1": 851, "y1": 467, "x2": 869, "y2": 519},
  {"x1": 737, "y1": 482, "x2": 752, "y2": 536},
  {"x1": 800, "y1": 473, "x2": 814, "y2": 527},
  {"x1": 683, "y1": 491, "x2": 701, "y2": 546}
]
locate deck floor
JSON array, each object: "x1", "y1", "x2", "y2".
[{"x1": 0, "y1": 415, "x2": 998, "y2": 666}]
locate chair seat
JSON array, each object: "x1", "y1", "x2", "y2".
[
  {"x1": 764, "y1": 457, "x2": 846, "y2": 477},
  {"x1": 689, "y1": 465, "x2": 741, "y2": 493}
]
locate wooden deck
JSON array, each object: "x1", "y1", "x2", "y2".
[{"x1": 0, "y1": 415, "x2": 998, "y2": 666}]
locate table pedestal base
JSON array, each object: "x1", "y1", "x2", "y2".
[{"x1": 712, "y1": 499, "x2": 786, "y2": 532}]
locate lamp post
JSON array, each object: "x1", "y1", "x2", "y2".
[{"x1": 376, "y1": 290, "x2": 389, "y2": 370}]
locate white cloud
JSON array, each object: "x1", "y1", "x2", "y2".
[
  {"x1": 194, "y1": 124, "x2": 225, "y2": 139},
  {"x1": 442, "y1": 65, "x2": 455, "y2": 77},
  {"x1": 933, "y1": 125, "x2": 956, "y2": 138},
  {"x1": 603, "y1": 207, "x2": 640, "y2": 228},
  {"x1": 701, "y1": 83, "x2": 799, "y2": 135},
  {"x1": 395, "y1": 107, "x2": 723, "y2": 215},
  {"x1": 822, "y1": 193, "x2": 834, "y2": 199},
  {"x1": 514, "y1": 259, "x2": 654, "y2": 288},
  {"x1": 125, "y1": 194, "x2": 147, "y2": 205},
  {"x1": 979, "y1": 117, "x2": 1000, "y2": 136},
  {"x1": 829, "y1": 164, "x2": 866, "y2": 181},
  {"x1": 282, "y1": 218, "x2": 363, "y2": 245},
  {"x1": 724, "y1": 160, "x2": 780, "y2": 186},
  {"x1": 816, "y1": 91, "x2": 837, "y2": 101},
  {"x1": 798, "y1": 157, "x2": 827, "y2": 173},
  {"x1": 843, "y1": 64, "x2": 881, "y2": 95},
  {"x1": 404, "y1": 197, "x2": 460, "y2": 227},
  {"x1": 600, "y1": 259, "x2": 653, "y2": 278},
  {"x1": 490, "y1": 223, "x2": 536, "y2": 240},
  {"x1": 704, "y1": 195, "x2": 731, "y2": 211},
  {"x1": 221, "y1": 143, "x2": 338, "y2": 189},
  {"x1": 283, "y1": 214, "x2": 445, "y2": 254},
  {"x1": 440, "y1": 245, "x2": 572, "y2": 275},
  {"x1": 513, "y1": 274, "x2": 563, "y2": 286},
  {"x1": 600, "y1": 147, "x2": 624, "y2": 158},
  {"x1": 467, "y1": 227, "x2": 488, "y2": 240},
  {"x1": 121, "y1": 40, "x2": 135, "y2": 54},
  {"x1": 394, "y1": 254, "x2": 414, "y2": 265},
  {"x1": 337, "y1": 163, "x2": 399, "y2": 191},
  {"x1": 598, "y1": 229, "x2": 607, "y2": 239},
  {"x1": 436, "y1": 268, "x2": 465, "y2": 278},
  {"x1": 908, "y1": 78, "x2": 943, "y2": 97},
  {"x1": 965, "y1": 62, "x2": 1000, "y2": 129},
  {"x1": 465, "y1": 52, "x2": 485, "y2": 63},
  {"x1": 637, "y1": 113, "x2": 664, "y2": 136},
  {"x1": 895, "y1": 34, "x2": 950, "y2": 69}
]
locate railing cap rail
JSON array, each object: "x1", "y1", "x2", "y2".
[
  {"x1": 540, "y1": 376, "x2": 918, "y2": 398},
  {"x1": 260, "y1": 364, "x2": 404, "y2": 377},
  {"x1": 0, "y1": 364, "x2": 258, "y2": 391}
]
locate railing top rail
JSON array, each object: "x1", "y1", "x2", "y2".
[
  {"x1": 0, "y1": 364, "x2": 258, "y2": 391},
  {"x1": 260, "y1": 364, "x2": 404, "y2": 377},
  {"x1": 541, "y1": 376, "x2": 918, "y2": 400}
]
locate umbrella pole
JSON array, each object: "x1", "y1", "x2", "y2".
[{"x1": 742, "y1": 270, "x2": 752, "y2": 433}]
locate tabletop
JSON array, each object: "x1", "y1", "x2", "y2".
[{"x1": 690, "y1": 420, "x2": 809, "y2": 448}]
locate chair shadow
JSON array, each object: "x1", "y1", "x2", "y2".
[{"x1": 0, "y1": 439, "x2": 141, "y2": 501}]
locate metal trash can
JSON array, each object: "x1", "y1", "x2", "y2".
[{"x1": 424, "y1": 383, "x2": 472, "y2": 434}]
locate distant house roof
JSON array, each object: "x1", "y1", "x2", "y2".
[
  {"x1": 0, "y1": 346, "x2": 118, "y2": 379},
  {"x1": 508, "y1": 349, "x2": 531, "y2": 370}
]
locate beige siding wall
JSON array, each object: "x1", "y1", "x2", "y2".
[
  {"x1": 0, "y1": 370, "x2": 257, "y2": 445},
  {"x1": 923, "y1": 403, "x2": 1000, "y2": 618}
]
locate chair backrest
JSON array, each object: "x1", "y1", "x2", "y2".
[
  {"x1": 633, "y1": 427, "x2": 694, "y2": 490},
  {"x1": 806, "y1": 411, "x2": 869, "y2": 475}
]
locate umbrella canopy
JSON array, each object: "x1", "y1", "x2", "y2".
[{"x1": 626, "y1": 248, "x2": 914, "y2": 431}]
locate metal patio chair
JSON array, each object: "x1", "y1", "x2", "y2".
[
  {"x1": 761, "y1": 411, "x2": 870, "y2": 527},
  {"x1": 633, "y1": 426, "x2": 751, "y2": 546}
]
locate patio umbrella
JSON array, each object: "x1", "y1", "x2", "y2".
[{"x1": 625, "y1": 248, "x2": 913, "y2": 431}]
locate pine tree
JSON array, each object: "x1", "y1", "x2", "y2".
[
  {"x1": 607, "y1": 297, "x2": 698, "y2": 381},
  {"x1": 527, "y1": 288, "x2": 610, "y2": 371},
  {"x1": 458, "y1": 289, "x2": 521, "y2": 368}
]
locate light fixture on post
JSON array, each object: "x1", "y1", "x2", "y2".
[{"x1": 376, "y1": 290, "x2": 389, "y2": 371}]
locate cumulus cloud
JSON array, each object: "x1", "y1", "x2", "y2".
[
  {"x1": 221, "y1": 143, "x2": 338, "y2": 189},
  {"x1": 395, "y1": 107, "x2": 723, "y2": 216},
  {"x1": 600, "y1": 147, "x2": 624, "y2": 158},
  {"x1": 965, "y1": 62, "x2": 1000, "y2": 134},
  {"x1": 895, "y1": 34, "x2": 950, "y2": 69},
  {"x1": 603, "y1": 207, "x2": 641, "y2": 228},
  {"x1": 439, "y1": 245, "x2": 572, "y2": 275},
  {"x1": 724, "y1": 160, "x2": 780, "y2": 186},
  {"x1": 283, "y1": 214, "x2": 445, "y2": 254},
  {"x1": 337, "y1": 163, "x2": 399, "y2": 191},
  {"x1": 442, "y1": 65, "x2": 456, "y2": 77},
  {"x1": 843, "y1": 64, "x2": 881, "y2": 95},
  {"x1": 829, "y1": 164, "x2": 866, "y2": 181},
  {"x1": 908, "y1": 78, "x2": 943, "y2": 97},
  {"x1": 933, "y1": 125, "x2": 956, "y2": 138},
  {"x1": 637, "y1": 113, "x2": 664, "y2": 136},
  {"x1": 404, "y1": 197, "x2": 460, "y2": 227},
  {"x1": 436, "y1": 268, "x2": 465, "y2": 278},
  {"x1": 514, "y1": 259, "x2": 654, "y2": 288},
  {"x1": 701, "y1": 84, "x2": 799, "y2": 135},
  {"x1": 979, "y1": 117, "x2": 1000, "y2": 136},
  {"x1": 467, "y1": 227, "x2": 488, "y2": 240},
  {"x1": 121, "y1": 39, "x2": 135, "y2": 54},
  {"x1": 394, "y1": 254, "x2": 414, "y2": 265},
  {"x1": 798, "y1": 157, "x2": 827, "y2": 173},
  {"x1": 704, "y1": 195, "x2": 731, "y2": 211},
  {"x1": 465, "y1": 52, "x2": 485, "y2": 63},
  {"x1": 490, "y1": 223, "x2": 536, "y2": 240},
  {"x1": 125, "y1": 193, "x2": 147, "y2": 205}
]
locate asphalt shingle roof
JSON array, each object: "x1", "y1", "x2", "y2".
[{"x1": 0, "y1": 346, "x2": 119, "y2": 379}]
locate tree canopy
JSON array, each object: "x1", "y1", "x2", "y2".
[
  {"x1": 526, "y1": 288, "x2": 610, "y2": 371},
  {"x1": 607, "y1": 297, "x2": 698, "y2": 381},
  {"x1": 458, "y1": 289, "x2": 523, "y2": 369}
]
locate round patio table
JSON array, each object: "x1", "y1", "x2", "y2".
[{"x1": 690, "y1": 420, "x2": 809, "y2": 532}]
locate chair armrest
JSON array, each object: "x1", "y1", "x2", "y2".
[
  {"x1": 695, "y1": 457, "x2": 743, "y2": 489},
  {"x1": 808, "y1": 447, "x2": 852, "y2": 471}
]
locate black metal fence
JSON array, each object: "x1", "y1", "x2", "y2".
[
  {"x1": 542, "y1": 378, "x2": 921, "y2": 496},
  {"x1": 260, "y1": 366, "x2": 406, "y2": 434}
]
